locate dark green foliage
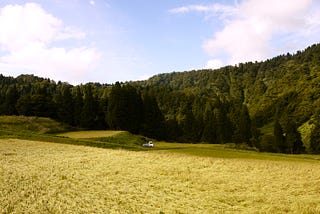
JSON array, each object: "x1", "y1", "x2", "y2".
[
  {"x1": 310, "y1": 122, "x2": 320, "y2": 153},
  {"x1": 107, "y1": 83, "x2": 143, "y2": 134},
  {"x1": 1, "y1": 85, "x2": 18, "y2": 115},
  {"x1": 16, "y1": 94, "x2": 56, "y2": 118},
  {"x1": 273, "y1": 120, "x2": 285, "y2": 153},
  {"x1": 55, "y1": 83, "x2": 74, "y2": 125},
  {"x1": 81, "y1": 85, "x2": 97, "y2": 129},
  {"x1": 72, "y1": 86, "x2": 83, "y2": 126},
  {"x1": 141, "y1": 93, "x2": 166, "y2": 140},
  {"x1": 284, "y1": 121, "x2": 305, "y2": 154},
  {"x1": 238, "y1": 104, "x2": 252, "y2": 145},
  {"x1": 201, "y1": 102, "x2": 217, "y2": 144},
  {"x1": 180, "y1": 106, "x2": 201, "y2": 142}
]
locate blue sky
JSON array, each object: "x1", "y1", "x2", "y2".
[{"x1": 0, "y1": 0, "x2": 319, "y2": 84}]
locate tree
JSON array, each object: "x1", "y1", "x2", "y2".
[
  {"x1": 141, "y1": 93, "x2": 166, "y2": 139},
  {"x1": 16, "y1": 94, "x2": 56, "y2": 117},
  {"x1": 214, "y1": 106, "x2": 231, "y2": 144},
  {"x1": 201, "y1": 102, "x2": 217, "y2": 144},
  {"x1": 107, "y1": 83, "x2": 143, "y2": 133},
  {"x1": 81, "y1": 85, "x2": 96, "y2": 129},
  {"x1": 238, "y1": 104, "x2": 252, "y2": 145},
  {"x1": 273, "y1": 120, "x2": 285, "y2": 153},
  {"x1": 73, "y1": 86, "x2": 83, "y2": 126},
  {"x1": 180, "y1": 106, "x2": 199, "y2": 142},
  {"x1": 56, "y1": 84, "x2": 74, "y2": 125},
  {"x1": 310, "y1": 121, "x2": 320, "y2": 153},
  {"x1": 122, "y1": 85, "x2": 143, "y2": 133},
  {"x1": 285, "y1": 120, "x2": 305, "y2": 154},
  {"x1": 3, "y1": 85, "x2": 18, "y2": 115}
]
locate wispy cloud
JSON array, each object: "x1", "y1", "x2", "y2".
[
  {"x1": 0, "y1": 3, "x2": 100, "y2": 84},
  {"x1": 168, "y1": 4, "x2": 237, "y2": 21}
]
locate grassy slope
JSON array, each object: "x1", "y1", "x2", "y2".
[
  {"x1": 1, "y1": 139, "x2": 320, "y2": 213},
  {"x1": 0, "y1": 115, "x2": 68, "y2": 135},
  {"x1": 0, "y1": 116, "x2": 146, "y2": 150},
  {"x1": 57, "y1": 130, "x2": 125, "y2": 139}
]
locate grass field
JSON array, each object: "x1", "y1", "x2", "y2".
[
  {"x1": 57, "y1": 130, "x2": 125, "y2": 139},
  {"x1": 1, "y1": 139, "x2": 320, "y2": 213}
]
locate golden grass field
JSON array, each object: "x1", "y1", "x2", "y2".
[{"x1": 1, "y1": 139, "x2": 320, "y2": 213}]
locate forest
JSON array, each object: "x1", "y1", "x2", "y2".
[{"x1": 0, "y1": 44, "x2": 320, "y2": 154}]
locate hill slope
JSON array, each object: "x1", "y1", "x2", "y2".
[
  {"x1": 143, "y1": 44, "x2": 320, "y2": 124},
  {"x1": 138, "y1": 44, "x2": 320, "y2": 150}
]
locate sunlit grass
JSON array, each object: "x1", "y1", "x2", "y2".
[
  {"x1": 1, "y1": 139, "x2": 320, "y2": 213},
  {"x1": 156, "y1": 142, "x2": 320, "y2": 162},
  {"x1": 57, "y1": 130, "x2": 125, "y2": 139}
]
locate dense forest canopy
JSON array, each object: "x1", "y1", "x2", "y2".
[{"x1": 1, "y1": 44, "x2": 320, "y2": 153}]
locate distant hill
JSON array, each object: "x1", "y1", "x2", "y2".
[
  {"x1": 142, "y1": 44, "x2": 320, "y2": 125},
  {"x1": 136, "y1": 44, "x2": 320, "y2": 152}
]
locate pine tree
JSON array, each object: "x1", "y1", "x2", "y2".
[
  {"x1": 4, "y1": 85, "x2": 18, "y2": 115},
  {"x1": 201, "y1": 102, "x2": 217, "y2": 144},
  {"x1": 273, "y1": 120, "x2": 285, "y2": 153},
  {"x1": 285, "y1": 120, "x2": 305, "y2": 154},
  {"x1": 107, "y1": 83, "x2": 143, "y2": 133},
  {"x1": 56, "y1": 84, "x2": 74, "y2": 125},
  {"x1": 239, "y1": 104, "x2": 252, "y2": 145},
  {"x1": 81, "y1": 85, "x2": 96, "y2": 129},
  {"x1": 73, "y1": 86, "x2": 83, "y2": 126},
  {"x1": 141, "y1": 93, "x2": 166, "y2": 139}
]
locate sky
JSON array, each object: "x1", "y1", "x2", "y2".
[{"x1": 0, "y1": 0, "x2": 319, "y2": 85}]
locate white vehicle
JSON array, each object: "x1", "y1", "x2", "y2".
[{"x1": 143, "y1": 141, "x2": 154, "y2": 147}]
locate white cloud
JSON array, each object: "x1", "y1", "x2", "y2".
[
  {"x1": 203, "y1": 0, "x2": 319, "y2": 65},
  {"x1": 206, "y1": 59, "x2": 224, "y2": 70},
  {"x1": 171, "y1": 0, "x2": 320, "y2": 67},
  {"x1": 0, "y1": 3, "x2": 100, "y2": 84},
  {"x1": 89, "y1": 1, "x2": 95, "y2": 6}
]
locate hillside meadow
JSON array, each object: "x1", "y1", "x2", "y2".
[{"x1": 1, "y1": 138, "x2": 320, "y2": 213}]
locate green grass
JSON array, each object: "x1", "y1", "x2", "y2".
[
  {"x1": 155, "y1": 142, "x2": 320, "y2": 162},
  {"x1": 0, "y1": 116, "x2": 69, "y2": 136},
  {"x1": 57, "y1": 130, "x2": 125, "y2": 139},
  {"x1": 0, "y1": 116, "x2": 146, "y2": 150}
]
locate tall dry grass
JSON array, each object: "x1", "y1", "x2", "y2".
[{"x1": 1, "y1": 139, "x2": 320, "y2": 213}]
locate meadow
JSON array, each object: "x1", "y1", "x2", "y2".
[{"x1": 1, "y1": 137, "x2": 320, "y2": 213}]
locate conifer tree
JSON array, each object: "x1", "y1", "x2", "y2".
[
  {"x1": 285, "y1": 120, "x2": 305, "y2": 154},
  {"x1": 56, "y1": 84, "x2": 73, "y2": 125},
  {"x1": 201, "y1": 102, "x2": 217, "y2": 144},
  {"x1": 73, "y1": 86, "x2": 83, "y2": 126},
  {"x1": 81, "y1": 85, "x2": 96, "y2": 129},
  {"x1": 141, "y1": 93, "x2": 166, "y2": 139},
  {"x1": 273, "y1": 120, "x2": 285, "y2": 153},
  {"x1": 239, "y1": 104, "x2": 252, "y2": 144}
]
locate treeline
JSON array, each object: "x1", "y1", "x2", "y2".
[
  {"x1": 0, "y1": 75, "x2": 166, "y2": 140},
  {"x1": 1, "y1": 43, "x2": 320, "y2": 154},
  {"x1": 0, "y1": 73, "x2": 307, "y2": 154}
]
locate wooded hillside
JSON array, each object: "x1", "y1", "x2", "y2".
[{"x1": 1, "y1": 44, "x2": 320, "y2": 153}]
